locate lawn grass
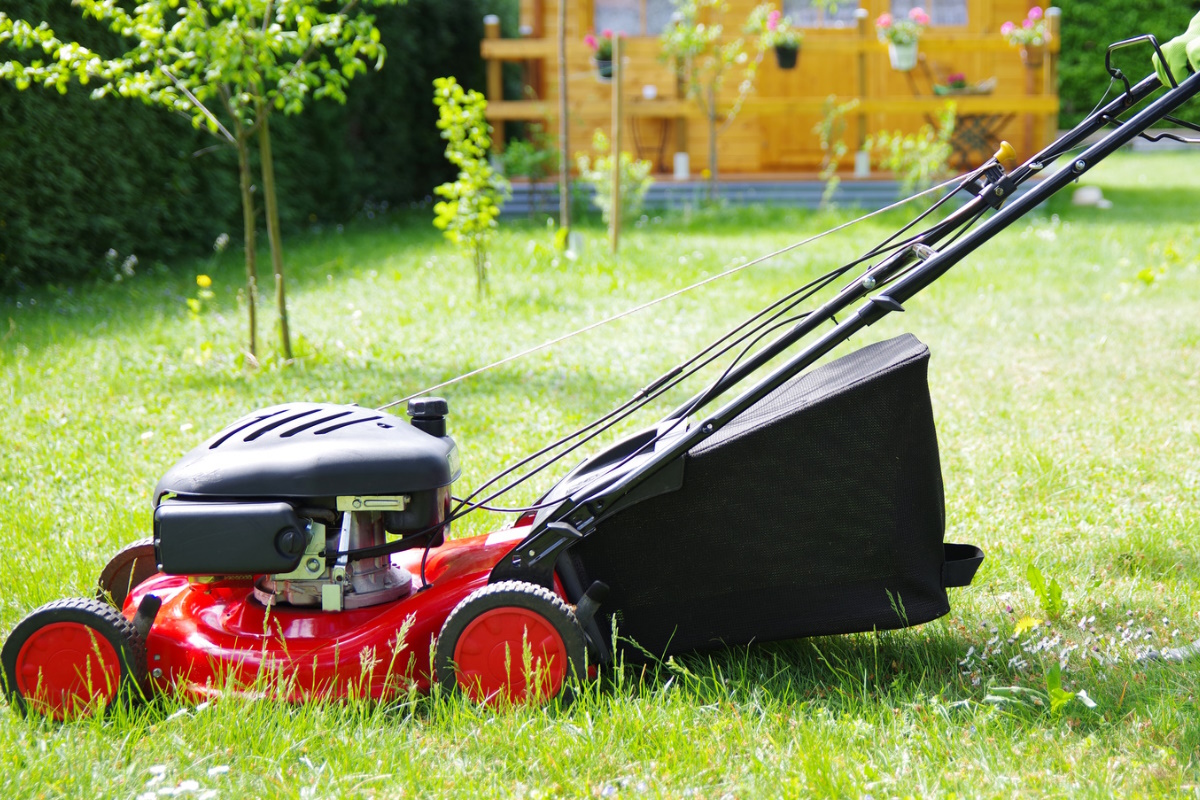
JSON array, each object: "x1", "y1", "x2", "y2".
[{"x1": 1, "y1": 151, "x2": 1198, "y2": 798}]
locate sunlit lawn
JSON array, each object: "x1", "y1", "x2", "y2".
[{"x1": 1, "y1": 151, "x2": 1199, "y2": 797}]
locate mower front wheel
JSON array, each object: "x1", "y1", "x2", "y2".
[
  {"x1": 2, "y1": 597, "x2": 148, "y2": 720},
  {"x1": 97, "y1": 536, "x2": 158, "y2": 610},
  {"x1": 435, "y1": 580, "x2": 586, "y2": 705}
]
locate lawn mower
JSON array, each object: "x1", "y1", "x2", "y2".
[{"x1": 4, "y1": 36, "x2": 1200, "y2": 720}]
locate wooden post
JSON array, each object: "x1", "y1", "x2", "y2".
[
  {"x1": 610, "y1": 34, "x2": 623, "y2": 255},
  {"x1": 484, "y1": 15, "x2": 505, "y2": 150},
  {"x1": 557, "y1": 0, "x2": 570, "y2": 233},
  {"x1": 855, "y1": 8, "x2": 870, "y2": 151},
  {"x1": 1023, "y1": 65, "x2": 1035, "y2": 158},
  {"x1": 527, "y1": 0, "x2": 545, "y2": 98},
  {"x1": 1044, "y1": 7, "x2": 1062, "y2": 152}
]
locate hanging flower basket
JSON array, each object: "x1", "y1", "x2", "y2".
[
  {"x1": 1002, "y1": 8, "x2": 1050, "y2": 69},
  {"x1": 585, "y1": 30, "x2": 615, "y2": 83},
  {"x1": 876, "y1": 8, "x2": 928, "y2": 72},
  {"x1": 749, "y1": 7, "x2": 803, "y2": 71},
  {"x1": 773, "y1": 44, "x2": 800, "y2": 70},
  {"x1": 591, "y1": 57, "x2": 613, "y2": 82},
  {"x1": 888, "y1": 41, "x2": 919, "y2": 72}
]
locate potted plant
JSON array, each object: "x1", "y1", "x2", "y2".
[
  {"x1": 875, "y1": 7, "x2": 930, "y2": 72},
  {"x1": 933, "y1": 72, "x2": 997, "y2": 95},
  {"x1": 585, "y1": 30, "x2": 615, "y2": 81},
  {"x1": 1001, "y1": 7, "x2": 1049, "y2": 68},
  {"x1": 747, "y1": 4, "x2": 802, "y2": 70}
]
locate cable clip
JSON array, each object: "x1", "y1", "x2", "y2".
[{"x1": 912, "y1": 244, "x2": 937, "y2": 261}]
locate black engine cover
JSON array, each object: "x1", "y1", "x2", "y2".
[{"x1": 155, "y1": 403, "x2": 460, "y2": 503}]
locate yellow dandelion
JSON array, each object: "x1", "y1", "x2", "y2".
[{"x1": 196, "y1": 274, "x2": 212, "y2": 288}]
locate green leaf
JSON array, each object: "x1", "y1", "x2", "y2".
[
  {"x1": 1026, "y1": 563, "x2": 1065, "y2": 619},
  {"x1": 1045, "y1": 663, "x2": 1075, "y2": 714}
]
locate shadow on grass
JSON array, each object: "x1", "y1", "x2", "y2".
[
  {"x1": 0, "y1": 215, "x2": 444, "y2": 358},
  {"x1": 617, "y1": 627, "x2": 978, "y2": 709}
]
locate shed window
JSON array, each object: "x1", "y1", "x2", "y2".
[
  {"x1": 889, "y1": 0, "x2": 968, "y2": 26},
  {"x1": 783, "y1": 0, "x2": 861, "y2": 29},
  {"x1": 593, "y1": 0, "x2": 676, "y2": 37}
]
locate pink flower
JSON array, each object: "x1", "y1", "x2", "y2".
[
  {"x1": 1022, "y1": 18, "x2": 1033, "y2": 29},
  {"x1": 602, "y1": 29, "x2": 613, "y2": 39},
  {"x1": 876, "y1": 13, "x2": 893, "y2": 28},
  {"x1": 908, "y1": 7, "x2": 930, "y2": 26},
  {"x1": 768, "y1": 9, "x2": 781, "y2": 31},
  {"x1": 584, "y1": 33, "x2": 597, "y2": 49},
  {"x1": 1028, "y1": 6, "x2": 1043, "y2": 21},
  {"x1": 1000, "y1": 21, "x2": 1015, "y2": 36}
]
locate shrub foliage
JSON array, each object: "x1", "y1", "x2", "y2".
[
  {"x1": 0, "y1": 0, "x2": 496, "y2": 290},
  {"x1": 1057, "y1": 0, "x2": 1198, "y2": 127}
]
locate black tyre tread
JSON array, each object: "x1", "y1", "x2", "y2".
[
  {"x1": 97, "y1": 536, "x2": 158, "y2": 608},
  {"x1": 2, "y1": 596, "x2": 149, "y2": 716},
  {"x1": 435, "y1": 580, "x2": 587, "y2": 698}
]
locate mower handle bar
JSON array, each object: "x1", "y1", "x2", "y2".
[{"x1": 491, "y1": 66, "x2": 1200, "y2": 590}]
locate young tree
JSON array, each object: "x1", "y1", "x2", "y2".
[
  {"x1": 660, "y1": 0, "x2": 762, "y2": 197},
  {"x1": 0, "y1": 0, "x2": 403, "y2": 360},
  {"x1": 432, "y1": 77, "x2": 509, "y2": 297}
]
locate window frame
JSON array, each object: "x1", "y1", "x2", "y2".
[
  {"x1": 887, "y1": 0, "x2": 971, "y2": 30},
  {"x1": 589, "y1": 0, "x2": 676, "y2": 38},
  {"x1": 782, "y1": 0, "x2": 863, "y2": 30}
]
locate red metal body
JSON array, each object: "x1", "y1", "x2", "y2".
[{"x1": 124, "y1": 526, "x2": 545, "y2": 702}]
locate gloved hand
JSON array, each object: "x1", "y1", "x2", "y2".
[{"x1": 1153, "y1": 9, "x2": 1200, "y2": 87}]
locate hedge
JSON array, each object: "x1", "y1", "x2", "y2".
[
  {"x1": 0, "y1": 0, "x2": 506, "y2": 290},
  {"x1": 1057, "y1": 0, "x2": 1199, "y2": 127}
]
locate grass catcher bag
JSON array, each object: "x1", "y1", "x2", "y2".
[{"x1": 569, "y1": 333, "x2": 982, "y2": 656}]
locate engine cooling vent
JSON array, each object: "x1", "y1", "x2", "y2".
[{"x1": 209, "y1": 406, "x2": 394, "y2": 449}]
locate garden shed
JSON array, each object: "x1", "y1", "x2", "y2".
[{"x1": 481, "y1": 0, "x2": 1060, "y2": 175}]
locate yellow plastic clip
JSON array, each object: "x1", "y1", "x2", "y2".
[{"x1": 994, "y1": 141, "x2": 1018, "y2": 170}]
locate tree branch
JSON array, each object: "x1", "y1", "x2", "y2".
[
  {"x1": 192, "y1": 142, "x2": 232, "y2": 158},
  {"x1": 284, "y1": 0, "x2": 362, "y2": 83},
  {"x1": 161, "y1": 66, "x2": 235, "y2": 143}
]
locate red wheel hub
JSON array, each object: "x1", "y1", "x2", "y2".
[
  {"x1": 14, "y1": 622, "x2": 121, "y2": 720},
  {"x1": 452, "y1": 607, "x2": 568, "y2": 704}
]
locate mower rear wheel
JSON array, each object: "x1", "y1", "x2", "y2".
[
  {"x1": 1, "y1": 597, "x2": 148, "y2": 720},
  {"x1": 435, "y1": 580, "x2": 586, "y2": 705},
  {"x1": 97, "y1": 537, "x2": 158, "y2": 609}
]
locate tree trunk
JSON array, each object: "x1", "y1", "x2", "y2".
[
  {"x1": 475, "y1": 241, "x2": 487, "y2": 297},
  {"x1": 235, "y1": 133, "x2": 258, "y2": 359},
  {"x1": 257, "y1": 117, "x2": 293, "y2": 361},
  {"x1": 557, "y1": 0, "x2": 570, "y2": 234}
]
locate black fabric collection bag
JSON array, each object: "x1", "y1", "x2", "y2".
[{"x1": 570, "y1": 333, "x2": 982, "y2": 657}]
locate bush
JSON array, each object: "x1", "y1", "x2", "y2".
[
  {"x1": 0, "y1": 0, "x2": 505, "y2": 290},
  {"x1": 576, "y1": 132, "x2": 654, "y2": 227},
  {"x1": 432, "y1": 77, "x2": 510, "y2": 296},
  {"x1": 1057, "y1": 0, "x2": 1198, "y2": 127},
  {"x1": 867, "y1": 104, "x2": 956, "y2": 199},
  {"x1": 0, "y1": 0, "x2": 238, "y2": 289}
]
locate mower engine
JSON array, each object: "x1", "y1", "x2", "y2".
[{"x1": 153, "y1": 398, "x2": 459, "y2": 612}]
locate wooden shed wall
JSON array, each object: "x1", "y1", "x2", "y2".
[{"x1": 485, "y1": 0, "x2": 1059, "y2": 174}]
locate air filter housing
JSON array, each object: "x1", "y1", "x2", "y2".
[{"x1": 566, "y1": 334, "x2": 981, "y2": 657}]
